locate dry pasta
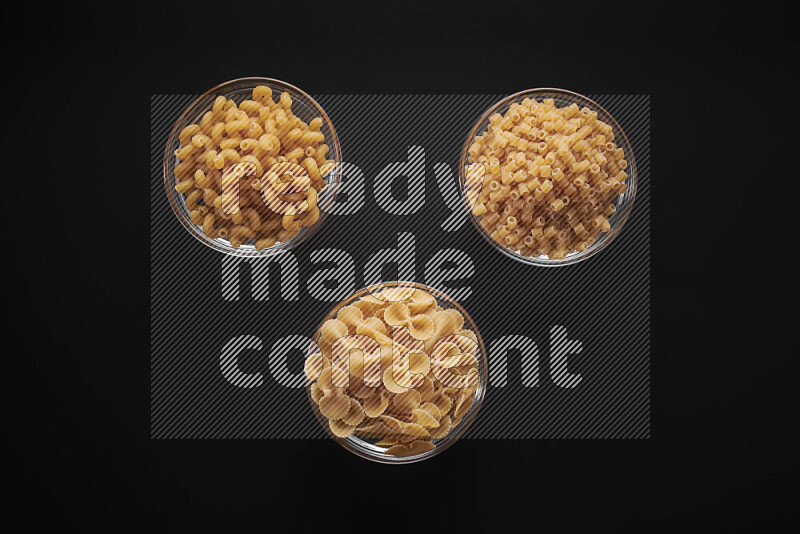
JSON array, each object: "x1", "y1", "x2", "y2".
[
  {"x1": 305, "y1": 287, "x2": 481, "y2": 456},
  {"x1": 465, "y1": 98, "x2": 629, "y2": 259},
  {"x1": 172, "y1": 85, "x2": 334, "y2": 249}
]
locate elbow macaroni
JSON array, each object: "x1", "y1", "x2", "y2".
[
  {"x1": 466, "y1": 99, "x2": 629, "y2": 259},
  {"x1": 173, "y1": 85, "x2": 333, "y2": 249},
  {"x1": 305, "y1": 287, "x2": 481, "y2": 456}
]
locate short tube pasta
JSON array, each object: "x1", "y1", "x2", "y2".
[{"x1": 464, "y1": 96, "x2": 629, "y2": 259}]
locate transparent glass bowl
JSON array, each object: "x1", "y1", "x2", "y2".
[
  {"x1": 162, "y1": 77, "x2": 341, "y2": 257},
  {"x1": 459, "y1": 88, "x2": 637, "y2": 266},
  {"x1": 306, "y1": 281, "x2": 488, "y2": 464}
]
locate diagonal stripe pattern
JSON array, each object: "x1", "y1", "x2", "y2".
[{"x1": 151, "y1": 94, "x2": 650, "y2": 439}]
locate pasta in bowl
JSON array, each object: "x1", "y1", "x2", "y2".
[
  {"x1": 460, "y1": 88, "x2": 637, "y2": 266},
  {"x1": 305, "y1": 282, "x2": 488, "y2": 463},
  {"x1": 163, "y1": 78, "x2": 341, "y2": 256}
]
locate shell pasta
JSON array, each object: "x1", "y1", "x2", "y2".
[{"x1": 306, "y1": 286, "x2": 483, "y2": 456}]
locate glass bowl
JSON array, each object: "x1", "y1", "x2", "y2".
[
  {"x1": 162, "y1": 77, "x2": 342, "y2": 257},
  {"x1": 459, "y1": 88, "x2": 637, "y2": 266},
  {"x1": 306, "y1": 281, "x2": 488, "y2": 464}
]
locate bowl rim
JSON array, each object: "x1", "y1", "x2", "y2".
[
  {"x1": 306, "y1": 280, "x2": 488, "y2": 464},
  {"x1": 162, "y1": 77, "x2": 343, "y2": 257},
  {"x1": 458, "y1": 87, "x2": 638, "y2": 267}
]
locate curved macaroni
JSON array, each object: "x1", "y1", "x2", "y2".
[{"x1": 172, "y1": 85, "x2": 333, "y2": 249}]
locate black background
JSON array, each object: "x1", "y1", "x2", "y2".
[{"x1": 3, "y1": 0, "x2": 795, "y2": 531}]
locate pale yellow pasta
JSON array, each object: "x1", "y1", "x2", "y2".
[
  {"x1": 407, "y1": 290, "x2": 437, "y2": 315},
  {"x1": 362, "y1": 316, "x2": 387, "y2": 335},
  {"x1": 363, "y1": 391, "x2": 390, "y2": 417},
  {"x1": 428, "y1": 415, "x2": 452, "y2": 439},
  {"x1": 337, "y1": 305, "x2": 364, "y2": 328},
  {"x1": 392, "y1": 389, "x2": 422, "y2": 413},
  {"x1": 319, "y1": 318, "x2": 348, "y2": 354},
  {"x1": 304, "y1": 352, "x2": 326, "y2": 381},
  {"x1": 419, "y1": 401, "x2": 441, "y2": 419},
  {"x1": 383, "y1": 302, "x2": 436, "y2": 340},
  {"x1": 383, "y1": 365, "x2": 418, "y2": 393},
  {"x1": 349, "y1": 376, "x2": 378, "y2": 399},
  {"x1": 331, "y1": 335, "x2": 381, "y2": 387},
  {"x1": 465, "y1": 97, "x2": 628, "y2": 258},
  {"x1": 341, "y1": 398, "x2": 365, "y2": 426},
  {"x1": 356, "y1": 323, "x2": 395, "y2": 348},
  {"x1": 453, "y1": 389, "x2": 477, "y2": 420},
  {"x1": 380, "y1": 415, "x2": 430, "y2": 439},
  {"x1": 171, "y1": 85, "x2": 332, "y2": 249},
  {"x1": 411, "y1": 408, "x2": 440, "y2": 428},
  {"x1": 329, "y1": 419, "x2": 356, "y2": 438},
  {"x1": 318, "y1": 389, "x2": 351, "y2": 420},
  {"x1": 409, "y1": 352, "x2": 431, "y2": 376},
  {"x1": 354, "y1": 421, "x2": 395, "y2": 439},
  {"x1": 429, "y1": 391, "x2": 453, "y2": 415},
  {"x1": 310, "y1": 382, "x2": 324, "y2": 403},
  {"x1": 424, "y1": 310, "x2": 461, "y2": 353},
  {"x1": 306, "y1": 287, "x2": 482, "y2": 456}
]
